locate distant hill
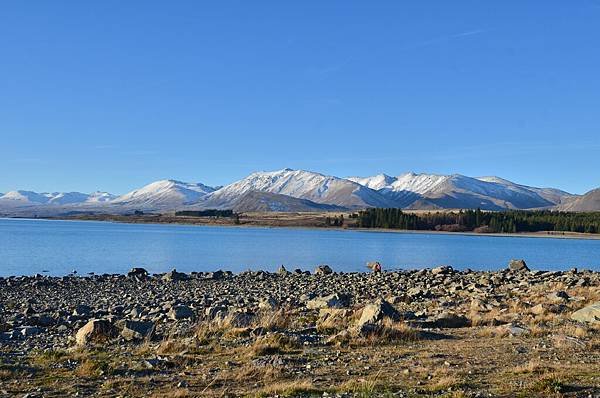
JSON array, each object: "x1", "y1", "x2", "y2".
[{"x1": 558, "y1": 188, "x2": 600, "y2": 211}]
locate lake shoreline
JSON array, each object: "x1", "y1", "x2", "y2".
[
  {"x1": 1, "y1": 265, "x2": 599, "y2": 396},
  {"x1": 27, "y1": 213, "x2": 600, "y2": 241}
]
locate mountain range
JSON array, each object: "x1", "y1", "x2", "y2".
[{"x1": 0, "y1": 168, "x2": 596, "y2": 216}]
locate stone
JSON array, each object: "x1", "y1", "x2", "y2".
[
  {"x1": 277, "y1": 265, "x2": 289, "y2": 275},
  {"x1": 205, "y1": 305, "x2": 228, "y2": 319},
  {"x1": 367, "y1": 261, "x2": 382, "y2": 273},
  {"x1": 206, "y1": 270, "x2": 225, "y2": 280},
  {"x1": 73, "y1": 304, "x2": 92, "y2": 317},
  {"x1": 162, "y1": 269, "x2": 188, "y2": 282},
  {"x1": 227, "y1": 311, "x2": 255, "y2": 327},
  {"x1": 432, "y1": 265, "x2": 453, "y2": 275},
  {"x1": 168, "y1": 305, "x2": 194, "y2": 320},
  {"x1": 508, "y1": 259, "x2": 529, "y2": 272},
  {"x1": 120, "y1": 320, "x2": 155, "y2": 341},
  {"x1": 306, "y1": 293, "x2": 350, "y2": 309},
  {"x1": 552, "y1": 334, "x2": 586, "y2": 348},
  {"x1": 430, "y1": 312, "x2": 470, "y2": 328},
  {"x1": 571, "y1": 302, "x2": 600, "y2": 324},
  {"x1": 127, "y1": 267, "x2": 148, "y2": 278},
  {"x1": 258, "y1": 297, "x2": 278, "y2": 311},
  {"x1": 314, "y1": 265, "x2": 333, "y2": 275},
  {"x1": 31, "y1": 314, "x2": 55, "y2": 327},
  {"x1": 20, "y1": 326, "x2": 42, "y2": 337},
  {"x1": 317, "y1": 308, "x2": 353, "y2": 331},
  {"x1": 357, "y1": 299, "x2": 401, "y2": 328},
  {"x1": 76, "y1": 319, "x2": 118, "y2": 345},
  {"x1": 547, "y1": 291, "x2": 570, "y2": 303},
  {"x1": 530, "y1": 303, "x2": 564, "y2": 315},
  {"x1": 496, "y1": 323, "x2": 529, "y2": 337}
]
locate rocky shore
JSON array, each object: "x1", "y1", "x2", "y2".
[{"x1": 1, "y1": 261, "x2": 600, "y2": 397}]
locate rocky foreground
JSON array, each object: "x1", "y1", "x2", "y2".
[{"x1": 1, "y1": 261, "x2": 600, "y2": 397}]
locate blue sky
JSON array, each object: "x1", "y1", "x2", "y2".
[{"x1": 1, "y1": 1, "x2": 599, "y2": 195}]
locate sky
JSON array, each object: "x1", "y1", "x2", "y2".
[{"x1": 1, "y1": 1, "x2": 599, "y2": 195}]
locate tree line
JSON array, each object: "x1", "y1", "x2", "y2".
[{"x1": 354, "y1": 208, "x2": 600, "y2": 234}]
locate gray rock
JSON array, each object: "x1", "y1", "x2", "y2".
[
  {"x1": 356, "y1": 298, "x2": 401, "y2": 329},
  {"x1": 306, "y1": 293, "x2": 350, "y2": 309},
  {"x1": 571, "y1": 302, "x2": 600, "y2": 324},
  {"x1": 75, "y1": 319, "x2": 118, "y2": 345},
  {"x1": 162, "y1": 269, "x2": 189, "y2": 282},
  {"x1": 168, "y1": 305, "x2": 194, "y2": 320},
  {"x1": 128, "y1": 267, "x2": 148, "y2": 278},
  {"x1": 508, "y1": 259, "x2": 529, "y2": 272},
  {"x1": 314, "y1": 265, "x2": 333, "y2": 275},
  {"x1": 20, "y1": 326, "x2": 42, "y2": 337},
  {"x1": 73, "y1": 304, "x2": 92, "y2": 317},
  {"x1": 496, "y1": 323, "x2": 529, "y2": 337},
  {"x1": 258, "y1": 297, "x2": 278, "y2": 311},
  {"x1": 430, "y1": 312, "x2": 470, "y2": 328},
  {"x1": 205, "y1": 305, "x2": 227, "y2": 319},
  {"x1": 547, "y1": 291, "x2": 570, "y2": 303},
  {"x1": 277, "y1": 265, "x2": 289, "y2": 275},
  {"x1": 120, "y1": 320, "x2": 155, "y2": 341},
  {"x1": 432, "y1": 265, "x2": 453, "y2": 275}
]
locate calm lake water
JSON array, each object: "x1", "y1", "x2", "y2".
[{"x1": 1, "y1": 218, "x2": 599, "y2": 276}]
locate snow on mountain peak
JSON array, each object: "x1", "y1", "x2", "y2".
[{"x1": 112, "y1": 179, "x2": 215, "y2": 208}]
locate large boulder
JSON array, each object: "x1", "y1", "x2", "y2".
[
  {"x1": 431, "y1": 265, "x2": 453, "y2": 275},
  {"x1": 162, "y1": 269, "x2": 189, "y2": 282},
  {"x1": 306, "y1": 293, "x2": 350, "y2": 310},
  {"x1": 314, "y1": 265, "x2": 333, "y2": 275},
  {"x1": 571, "y1": 302, "x2": 600, "y2": 324},
  {"x1": 169, "y1": 305, "x2": 194, "y2": 320},
  {"x1": 258, "y1": 297, "x2": 279, "y2": 311},
  {"x1": 119, "y1": 320, "x2": 155, "y2": 341},
  {"x1": 357, "y1": 299, "x2": 401, "y2": 327},
  {"x1": 508, "y1": 259, "x2": 529, "y2": 272},
  {"x1": 76, "y1": 319, "x2": 118, "y2": 346},
  {"x1": 317, "y1": 308, "x2": 353, "y2": 331},
  {"x1": 128, "y1": 267, "x2": 148, "y2": 278},
  {"x1": 430, "y1": 312, "x2": 471, "y2": 328}
]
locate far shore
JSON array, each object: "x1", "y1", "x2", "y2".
[{"x1": 15, "y1": 212, "x2": 600, "y2": 241}]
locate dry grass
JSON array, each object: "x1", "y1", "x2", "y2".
[
  {"x1": 248, "y1": 333, "x2": 300, "y2": 357},
  {"x1": 253, "y1": 380, "x2": 321, "y2": 397},
  {"x1": 0, "y1": 368, "x2": 14, "y2": 380},
  {"x1": 75, "y1": 358, "x2": 105, "y2": 378}
]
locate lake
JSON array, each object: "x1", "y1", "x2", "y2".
[{"x1": 0, "y1": 218, "x2": 599, "y2": 276}]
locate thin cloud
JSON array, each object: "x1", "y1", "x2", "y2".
[{"x1": 400, "y1": 29, "x2": 487, "y2": 51}]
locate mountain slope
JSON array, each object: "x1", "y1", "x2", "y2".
[
  {"x1": 224, "y1": 191, "x2": 347, "y2": 212},
  {"x1": 558, "y1": 188, "x2": 600, "y2": 211},
  {"x1": 205, "y1": 169, "x2": 397, "y2": 209},
  {"x1": 348, "y1": 173, "x2": 574, "y2": 210},
  {"x1": 112, "y1": 180, "x2": 215, "y2": 209}
]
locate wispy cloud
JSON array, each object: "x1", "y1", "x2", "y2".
[
  {"x1": 400, "y1": 29, "x2": 487, "y2": 51},
  {"x1": 122, "y1": 149, "x2": 158, "y2": 156}
]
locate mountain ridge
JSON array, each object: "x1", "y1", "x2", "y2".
[{"x1": 1, "y1": 169, "x2": 594, "y2": 214}]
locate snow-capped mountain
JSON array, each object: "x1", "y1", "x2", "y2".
[
  {"x1": 86, "y1": 191, "x2": 117, "y2": 203},
  {"x1": 0, "y1": 169, "x2": 587, "y2": 214},
  {"x1": 203, "y1": 191, "x2": 346, "y2": 212},
  {"x1": 348, "y1": 172, "x2": 575, "y2": 210},
  {"x1": 0, "y1": 190, "x2": 115, "y2": 206},
  {"x1": 203, "y1": 168, "x2": 397, "y2": 209},
  {"x1": 0, "y1": 190, "x2": 56, "y2": 204},
  {"x1": 111, "y1": 180, "x2": 215, "y2": 209}
]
